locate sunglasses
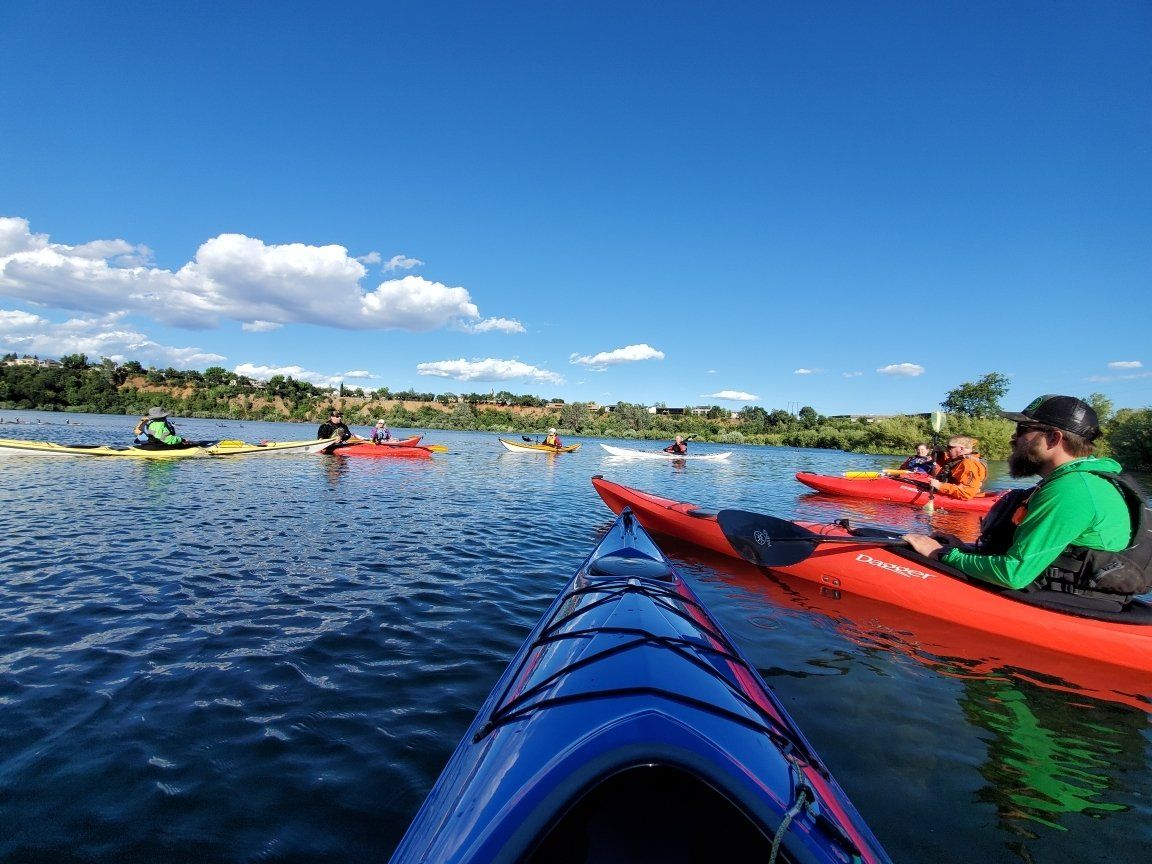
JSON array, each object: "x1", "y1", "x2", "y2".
[{"x1": 1015, "y1": 423, "x2": 1050, "y2": 436}]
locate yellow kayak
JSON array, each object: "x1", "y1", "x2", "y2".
[
  {"x1": 0, "y1": 437, "x2": 340, "y2": 459},
  {"x1": 498, "y1": 437, "x2": 581, "y2": 454}
]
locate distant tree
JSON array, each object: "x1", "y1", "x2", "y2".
[
  {"x1": 1087, "y1": 392, "x2": 1115, "y2": 426},
  {"x1": 798, "y1": 406, "x2": 820, "y2": 428},
  {"x1": 766, "y1": 409, "x2": 794, "y2": 429},
  {"x1": 560, "y1": 401, "x2": 588, "y2": 432},
  {"x1": 60, "y1": 353, "x2": 89, "y2": 370},
  {"x1": 1107, "y1": 409, "x2": 1152, "y2": 470},
  {"x1": 738, "y1": 406, "x2": 768, "y2": 432},
  {"x1": 941, "y1": 372, "x2": 1010, "y2": 418},
  {"x1": 203, "y1": 366, "x2": 231, "y2": 386}
]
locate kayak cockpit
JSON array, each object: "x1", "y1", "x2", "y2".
[{"x1": 524, "y1": 764, "x2": 779, "y2": 863}]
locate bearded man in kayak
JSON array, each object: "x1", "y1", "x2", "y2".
[
  {"x1": 918, "y1": 435, "x2": 986, "y2": 498},
  {"x1": 133, "y1": 407, "x2": 185, "y2": 447},
  {"x1": 903, "y1": 395, "x2": 1148, "y2": 604}
]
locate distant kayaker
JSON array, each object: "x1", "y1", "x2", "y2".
[
  {"x1": 898, "y1": 443, "x2": 935, "y2": 474},
  {"x1": 663, "y1": 435, "x2": 688, "y2": 456},
  {"x1": 317, "y1": 409, "x2": 354, "y2": 442},
  {"x1": 134, "y1": 407, "x2": 185, "y2": 447},
  {"x1": 904, "y1": 395, "x2": 1149, "y2": 605},
  {"x1": 921, "y1": 436, "x2": 987, "y2": 499},
  {"x1": 372, "y1": 420, "x2": 392, "y2": 444},
  {"x1": 543, "y1": 428, "x2": 563, "y2": 449}
]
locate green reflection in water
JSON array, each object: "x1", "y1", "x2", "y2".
[{"x1": 961, "y1": 676, "x2": 1143, "y2": 834}]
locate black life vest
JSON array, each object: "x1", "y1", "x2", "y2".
[{"x1": 976, "y1": 470, "x2": 1152, "y2": 599}]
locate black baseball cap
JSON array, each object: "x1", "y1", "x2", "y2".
[
  {"x1": 1001, "y1": 395, "x2": 1101, "y2": 441},
  {"x1": 330, "y1": 409, "x2": 342, "y2": 416}
]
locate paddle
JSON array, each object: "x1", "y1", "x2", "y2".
[
  {"x1": 924, "y1": 410, "x2": 946, "y2": 513},
  {"x1": 716, "y1": 509, "x2": 909, "y2": 568}
]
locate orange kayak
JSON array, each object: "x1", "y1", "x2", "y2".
[
  {"x1": 591, "y1": 476, "x2": 1152, "y2": 675},
  {"x1": 796, "y1": 471, "x2": 1007, "y2": 514}
]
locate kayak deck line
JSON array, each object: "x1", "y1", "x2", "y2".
[{"x1": 476, "y1": 581, "x2": 818, "y2": 766}]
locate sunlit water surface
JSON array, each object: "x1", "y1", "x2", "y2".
[{"x1": 0, "y1": 411, "x2": 1148, "y2": 863}]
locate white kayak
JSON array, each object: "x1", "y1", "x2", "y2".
[{"x1": 599, "y1": 443, "x2": 732, "y2": 461}]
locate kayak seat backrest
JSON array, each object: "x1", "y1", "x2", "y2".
[
  {"x1": 588, "y1": 550, "x2": 675, "y2": 582},
  {"x1": 686, "y1": 508, "x2": 719, "y2": 519}
]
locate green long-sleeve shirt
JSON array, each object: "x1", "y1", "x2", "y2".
[
  {"x1": 142, "y1": 419, "x2": 183, "y2": 445},
  {"x1": 942, "y1": 457, "x2": 1131, "y2": 590}
]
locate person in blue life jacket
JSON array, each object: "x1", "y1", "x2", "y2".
[
  {"x1": 899, "y1": 443, "x2": 936, "y2": 473},
  {"x1": 133, "y1": 406, "x2": 185, "y2": 447},
  {"x1": 371, "y1": 420, "x2": 392, "y2": 444}
]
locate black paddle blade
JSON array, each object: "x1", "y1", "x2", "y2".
[
  {"x1": 716, "y1": 509, "x2": 819, "y2": 567},
  {"x1": 522, "y1": 435, "x2": 533, "y2": 442}
]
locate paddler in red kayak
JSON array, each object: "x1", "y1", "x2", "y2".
[
  {"x1": 904, "y1": 395, "x2": 1151, "y2": 609},
  {"x1": 922, "y1": 435, "x2": 987, "y2": 499}
]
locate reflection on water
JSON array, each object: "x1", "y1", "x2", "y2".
[{"x1": 961, "y1": 677, "x2": 1139, "y2": 834}]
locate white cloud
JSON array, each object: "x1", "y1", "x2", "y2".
[
  {"x1": 569, "y1": 343, "x2": 664, "y2": 370},
  {"x1": 0, "y1": 217, "x2": 508, "y2": 335},
  {"x1": 357, "y1": 252, "x2": 382, "y2": 265},
  {"x1": 416, "y1": 358, "x2": 564, "y2": 385},
  {"x1": 877, "y1": 363, "x2": 924, "y2": 377},
  {"x1": 1108, "y1": 360, "x2": 1143, "y2": 369},
  {"x1": 240, "y1": 320, "x2": 282, "y2": 332},
  {"x1": 233, "y1": 362, "x2": 344, "y2": 389},
  {"x1": 703, "y1": 390, "x2": 759, "y2": 401},
  {"x1": 794, "y1": 368, "x2": 823, "y2": 375},
  {"x1": 383, "y1": 254, "x2": 424, "y2": 272},
  {"x1": 0, "y1": 307, "x2": 224, "y2": 367},
  {"x1": 843, "y1": 371, "x2": 864, "y2": 378},
  {"x1": 464, "y1": 316, "x2": 526, "y2": 334}
]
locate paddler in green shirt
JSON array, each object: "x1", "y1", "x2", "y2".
[
  {"x1": 133, "y1": 406, "x2": 186, "y2": 446},
  {"x1": 903, "y1": 395, "x2": 1136, "y2": 594}
]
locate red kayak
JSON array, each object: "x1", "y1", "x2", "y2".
[
  {"x1": 591, "y1": 476, "x2": 1152, "y2": 674},
  {"x1": 373, "y1": 435, "x2": 422, "y2": 447},
  {"x1": 332, "y1": 442, "x2": 432, "y2": 459},
  {"x1": 795, "y1": 471, "x2": 1007, "y2": 514}
]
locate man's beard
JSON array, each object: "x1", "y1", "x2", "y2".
[{"x1": 1008, "y1": 438, "x2": 1045, "y2": 478}]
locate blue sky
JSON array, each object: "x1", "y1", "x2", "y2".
[{"x1": 1, "y1": 1, "x2": 1149, "y2": 415}]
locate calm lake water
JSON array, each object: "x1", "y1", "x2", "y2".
[{"x1": 1, "y1": 410, "x2": 1149, "y2": 863}]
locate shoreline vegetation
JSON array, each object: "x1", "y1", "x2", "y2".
[{"x1": 2, "y1": 355, "x2": 1149, "y2": 468}]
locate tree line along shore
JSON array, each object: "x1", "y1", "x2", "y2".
[{"x1": 2, "y1": 355, "x2": 1149, "y2": 469}]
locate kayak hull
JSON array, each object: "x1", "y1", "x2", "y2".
[
  {"x1": 591, "y1": 476, "x2": 1152, "y2": 674},
  {"x1": 0, "y1": 437, "x2": 338, "y2": 459},
  {"x1": 388, "y1": 509, "x2": 891, "y2": 864},
  {"x1": 600, "y1": 443, "x2": 732, "y2": 461},
  {"x1": 331, "y1": 442, "x2": 432, "y2": 459},
  {"x1": 498, "y1": 437, "x2": 581, "y2": 453},
  {"x1": 796, "y1": 471, "x2": 1005, "y2": 514}
]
